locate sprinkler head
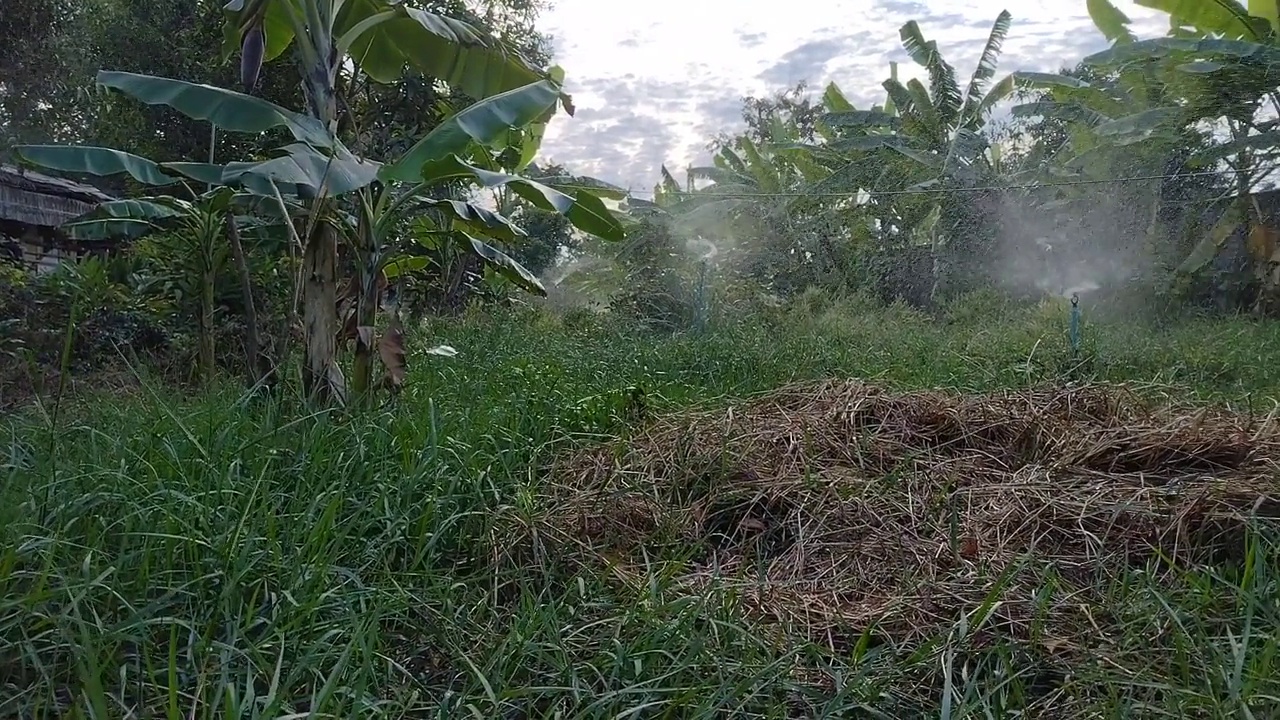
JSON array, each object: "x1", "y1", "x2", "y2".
[{"x1": 1070, "y1": 293, "x2": 1079, "y2": 307}]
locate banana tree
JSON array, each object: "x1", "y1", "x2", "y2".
[
  {"x1": 216, "y1": 0, "x2": 578, "y2": 404},
  {"x1": 798, "y1": 70, "x2": 934, "y2": 261},
  {"x1": 456, "y1": 167, "x2": 619, "y2": 301},
  {"x1": 1077, "y1": 1, "x2": 1280, "y2": 308},
  {"x1": 6, "y1": 161, "x2": 278, "y2": 385},
  {"x1": 645, "y1": 104, "x2": 849, "y2": 291},
  {"x1": 18, "y1": 68, "x2": 623, "y2": 405},
  {"x1": 816, "y1": 13, "x2": 1085, "y2": 186},
  {"x1": 336, "y1": 153, "x2": 623, "y2": 403},
  {"x1": 789, "y1": 12, "x2": 1089, "y2": 299},
  {"x1": 672, "y1": 141, "x2": 793, "y2": 227},
  {"x1": 94, "y1": 195, "x2": 227, "y2": 386},
  {"x1": 702, "y1": 138, "x2": 847, "y2": 286},
  {"x1": 1006, "y1": 55, "x2": 1191, "y2": 263}
]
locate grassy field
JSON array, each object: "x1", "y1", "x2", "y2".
[{"x1": 4, "y1": 293, "x2": 1280, "y2": 718}]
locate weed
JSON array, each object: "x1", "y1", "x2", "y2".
[{"x1": 3, "y1": 301, "x2": 1280, "y2": 716}]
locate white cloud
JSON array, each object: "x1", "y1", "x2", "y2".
[{"x1": 535, "y1": 1, "x2": 1168, "y2": 193}]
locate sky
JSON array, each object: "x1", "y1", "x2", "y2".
[{"x1": 534, "y1": 0, "x2": 1170, "y2": 195}]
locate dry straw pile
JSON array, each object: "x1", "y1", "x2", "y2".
[{"x1": 532, "y1": 380, "x2": 1280, "y2": 651}]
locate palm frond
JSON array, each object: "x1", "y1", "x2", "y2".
[
  {"x1": 738, "y1": 138, "x2": 783, "y2": 194},
  {"x1": 961, "y1": 11, "x2": 1012, "y2": 125},
  {"x1": 718, "y1": 146, "x2": 751, "y2": 176},
  {"x1": 687, "y1": 166, "x2": 755, "y2": 188},
  {"x1": 1086, "y1": 0, "x2": 1136, "y2": 44},
  {"x1": 906, "y1": 79, "x2": 944, "y2": 145},
  {"x1": 659, "y1": 165, "x2": 682, "y2": 195},
  {"x1": 899, "y1": 20, "x2": 962, "y2": 128}
]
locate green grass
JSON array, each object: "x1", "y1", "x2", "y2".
[{"x1": 4, "y1": 294, "x2": 1280, "y2": 717}]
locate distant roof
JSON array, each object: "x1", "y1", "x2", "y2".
[{"x1": 0, "y1": 163, "x2": 115, "y2": 230}]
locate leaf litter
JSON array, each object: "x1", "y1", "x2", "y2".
[{"x1": 525, "y1": 379, "x2": 1280, "y2": 657}]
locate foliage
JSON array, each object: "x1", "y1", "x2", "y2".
[
  {"x1": 614, "y1": 12, "x2": 1104, "y2": 316},
  {"x1": 15, "y1": 0, "x2": 625, "y2": 404},
  {"x1": 208, "y1": 0, "x2": 625, "y2": 405},
  {"x1": 0, "y1": 0, "x2": 554, "y2": 171},
  {"x1": 0, "y1": 230, "x2": 297, "y2": 397},
  {"x1": 710, "y1": 81, "x2": 826, "y2": 150},
  {"x1": 10, "y1": 3, "x2": 1280, "y2": 715},
  {"x1": 507, "y1": 205, "x2": 575, "y2": 275},
  {"x1": 9, "y1": 6, "x2": 1280, "y2": 713},
  {"x1": 0, "y1": 0, "x2": 81, "y2": 151},
  {"x1": 0, "y1": 258, "x2": 171, "y2": 377},
  {"x1": 572, "y1": 3, "x2": 1280, "y2": 319},
  {"x1": 1052, "y1": 0, "x2": 1280, "y2": 311},
  {"x1": 605, "y1": 216, "x2": 704, "y2": 330}
]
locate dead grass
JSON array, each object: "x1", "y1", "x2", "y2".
[{"x1": 529, "y1": 379, "x2": 1280, "y2": 656}]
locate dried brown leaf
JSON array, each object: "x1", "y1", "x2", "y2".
[
  {"x1": 378, "y1": 314, "x2": 406, "y2": 391},
  {"x1": 335, "y1": 276, "x2": 360, "y2": 347},
  {"x1": 1042, "y1": 637, "x2": 1073, "y2": 654}
]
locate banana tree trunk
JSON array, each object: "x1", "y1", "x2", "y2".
[
  {"x1": 224, "y1": 214, "x2": 266, "y2": 388},
  {"x1": 1239, "y1": 149, "x2": 1278, "y2": 316},
  {"x1": 1143, "y1": 179, "x2": 1164, "y2": 278},
  {"x1": 929, "y1": 236, "x2": 945, "y2": 306},
  {"x1": 298, "y1": 18, "x2": 343, "y2": 404},
  {"x1": 350, "y1": 272, "x2": 380, "y2": 405},
  {"x1": 350, "y1": 217, "x2": 381, "y2": 406},
  {"x1": 436, "y1": 243, "x2": 481, "y2": 313},
  {"x1": 302, "y1": 219, "x2": 341, "y2": 401},
  {"x1": 199, "y1": 239, "x2": 216, "y2": 387}
]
